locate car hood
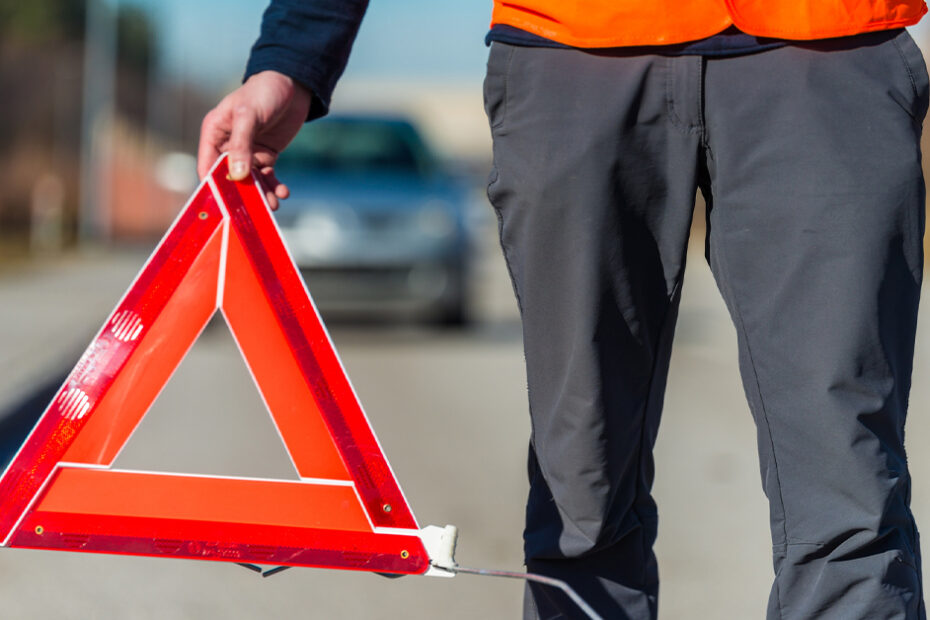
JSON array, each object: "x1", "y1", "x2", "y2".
[{"x1": 274, "y1": 172, "x2": 465, "y2": 221}]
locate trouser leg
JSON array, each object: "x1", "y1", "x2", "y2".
[
  {"x1": 484, "y1": 45, "x2": 703, "y2": 618},
  {"x1": 702, "y1": 31, "x2": 928, "y2": 619}
]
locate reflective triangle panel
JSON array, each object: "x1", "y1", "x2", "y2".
[{"x1": 0, "y1": 156, "x2": 428, "y2": 575}]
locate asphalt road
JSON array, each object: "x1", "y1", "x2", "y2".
[{"x1": 3, "y1": 223, "x2": 930, "y2": 619}]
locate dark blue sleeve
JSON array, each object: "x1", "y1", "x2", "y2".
[{"x1": 244, "y1": 0, "x2": 369, "y2": 121}]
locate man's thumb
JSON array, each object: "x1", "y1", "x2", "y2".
[{"x1": 228, "y1": 106, "x2": 258, "y2": 180}]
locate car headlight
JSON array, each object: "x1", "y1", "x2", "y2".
[{"x1": 294, "y1": 211, "x2": 343, "y2": 254}]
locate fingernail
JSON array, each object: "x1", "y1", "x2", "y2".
[{"x1": 229, "y1": 160, "x2": 248, "y2": 179}]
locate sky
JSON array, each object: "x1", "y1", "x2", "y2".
[{"x1": 130, "y1": 0, "x2": 493, "y2": 92}]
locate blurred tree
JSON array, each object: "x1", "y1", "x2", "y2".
[
  {"x1": 0, "y1": 0, "x2": 154, "y2": 242},
  {"x1": 116, "y1": 5, "x2": 151, "y2": 74},
  {"x1": 0, "y1": 0, "x2": 85, "y2": 45},
  {"x1": 116, "y1": 4, "x2": 153, "y2": 127}
]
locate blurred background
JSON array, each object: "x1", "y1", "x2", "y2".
[{"x1": 2, "y1": 1, "x2": 930, "y2": 618}]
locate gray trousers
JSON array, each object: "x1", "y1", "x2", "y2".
[{"x1": 484, "y1": 29, "x2": 929, "y2": 619}]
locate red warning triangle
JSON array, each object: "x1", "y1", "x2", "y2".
[{"x1": 0, "y1": 155, "x2": 430, "y2": 575}]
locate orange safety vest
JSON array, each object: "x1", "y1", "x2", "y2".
[{"x1": 491, "y1": 0, "x2": 928, "y2": 48}]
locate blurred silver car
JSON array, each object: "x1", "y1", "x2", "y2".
[{"x1": 274, "y1": 115, "x2": 474, "y2": 324}]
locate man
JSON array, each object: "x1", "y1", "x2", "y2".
[{"x1": 198, "y1": 1, "x2": 930, "y2": 617}]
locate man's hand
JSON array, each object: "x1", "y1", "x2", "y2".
[{"x1": 198, "y1": 70, "x2": 312, "y2": 209}]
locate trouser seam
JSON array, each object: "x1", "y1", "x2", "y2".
[
  {"x1": 487, "y1": 170, "x2": 540, "y2": 523},
  {"x1": 630, "y1": 274, "x2": 685, "y2": 562},
  {"x1": 711, "y1": 226, "x2": 788, "y2": 620},
  {"x1": 494, "y1": 207, "x2": 525, "y2": 317},
  {"x1": 487, "y1": 166, "x2": 524, "y2": 318}
]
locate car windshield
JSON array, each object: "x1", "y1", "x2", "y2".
[{"x1": 276, "y1": 118, "x2": 434, "y2": 177}]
